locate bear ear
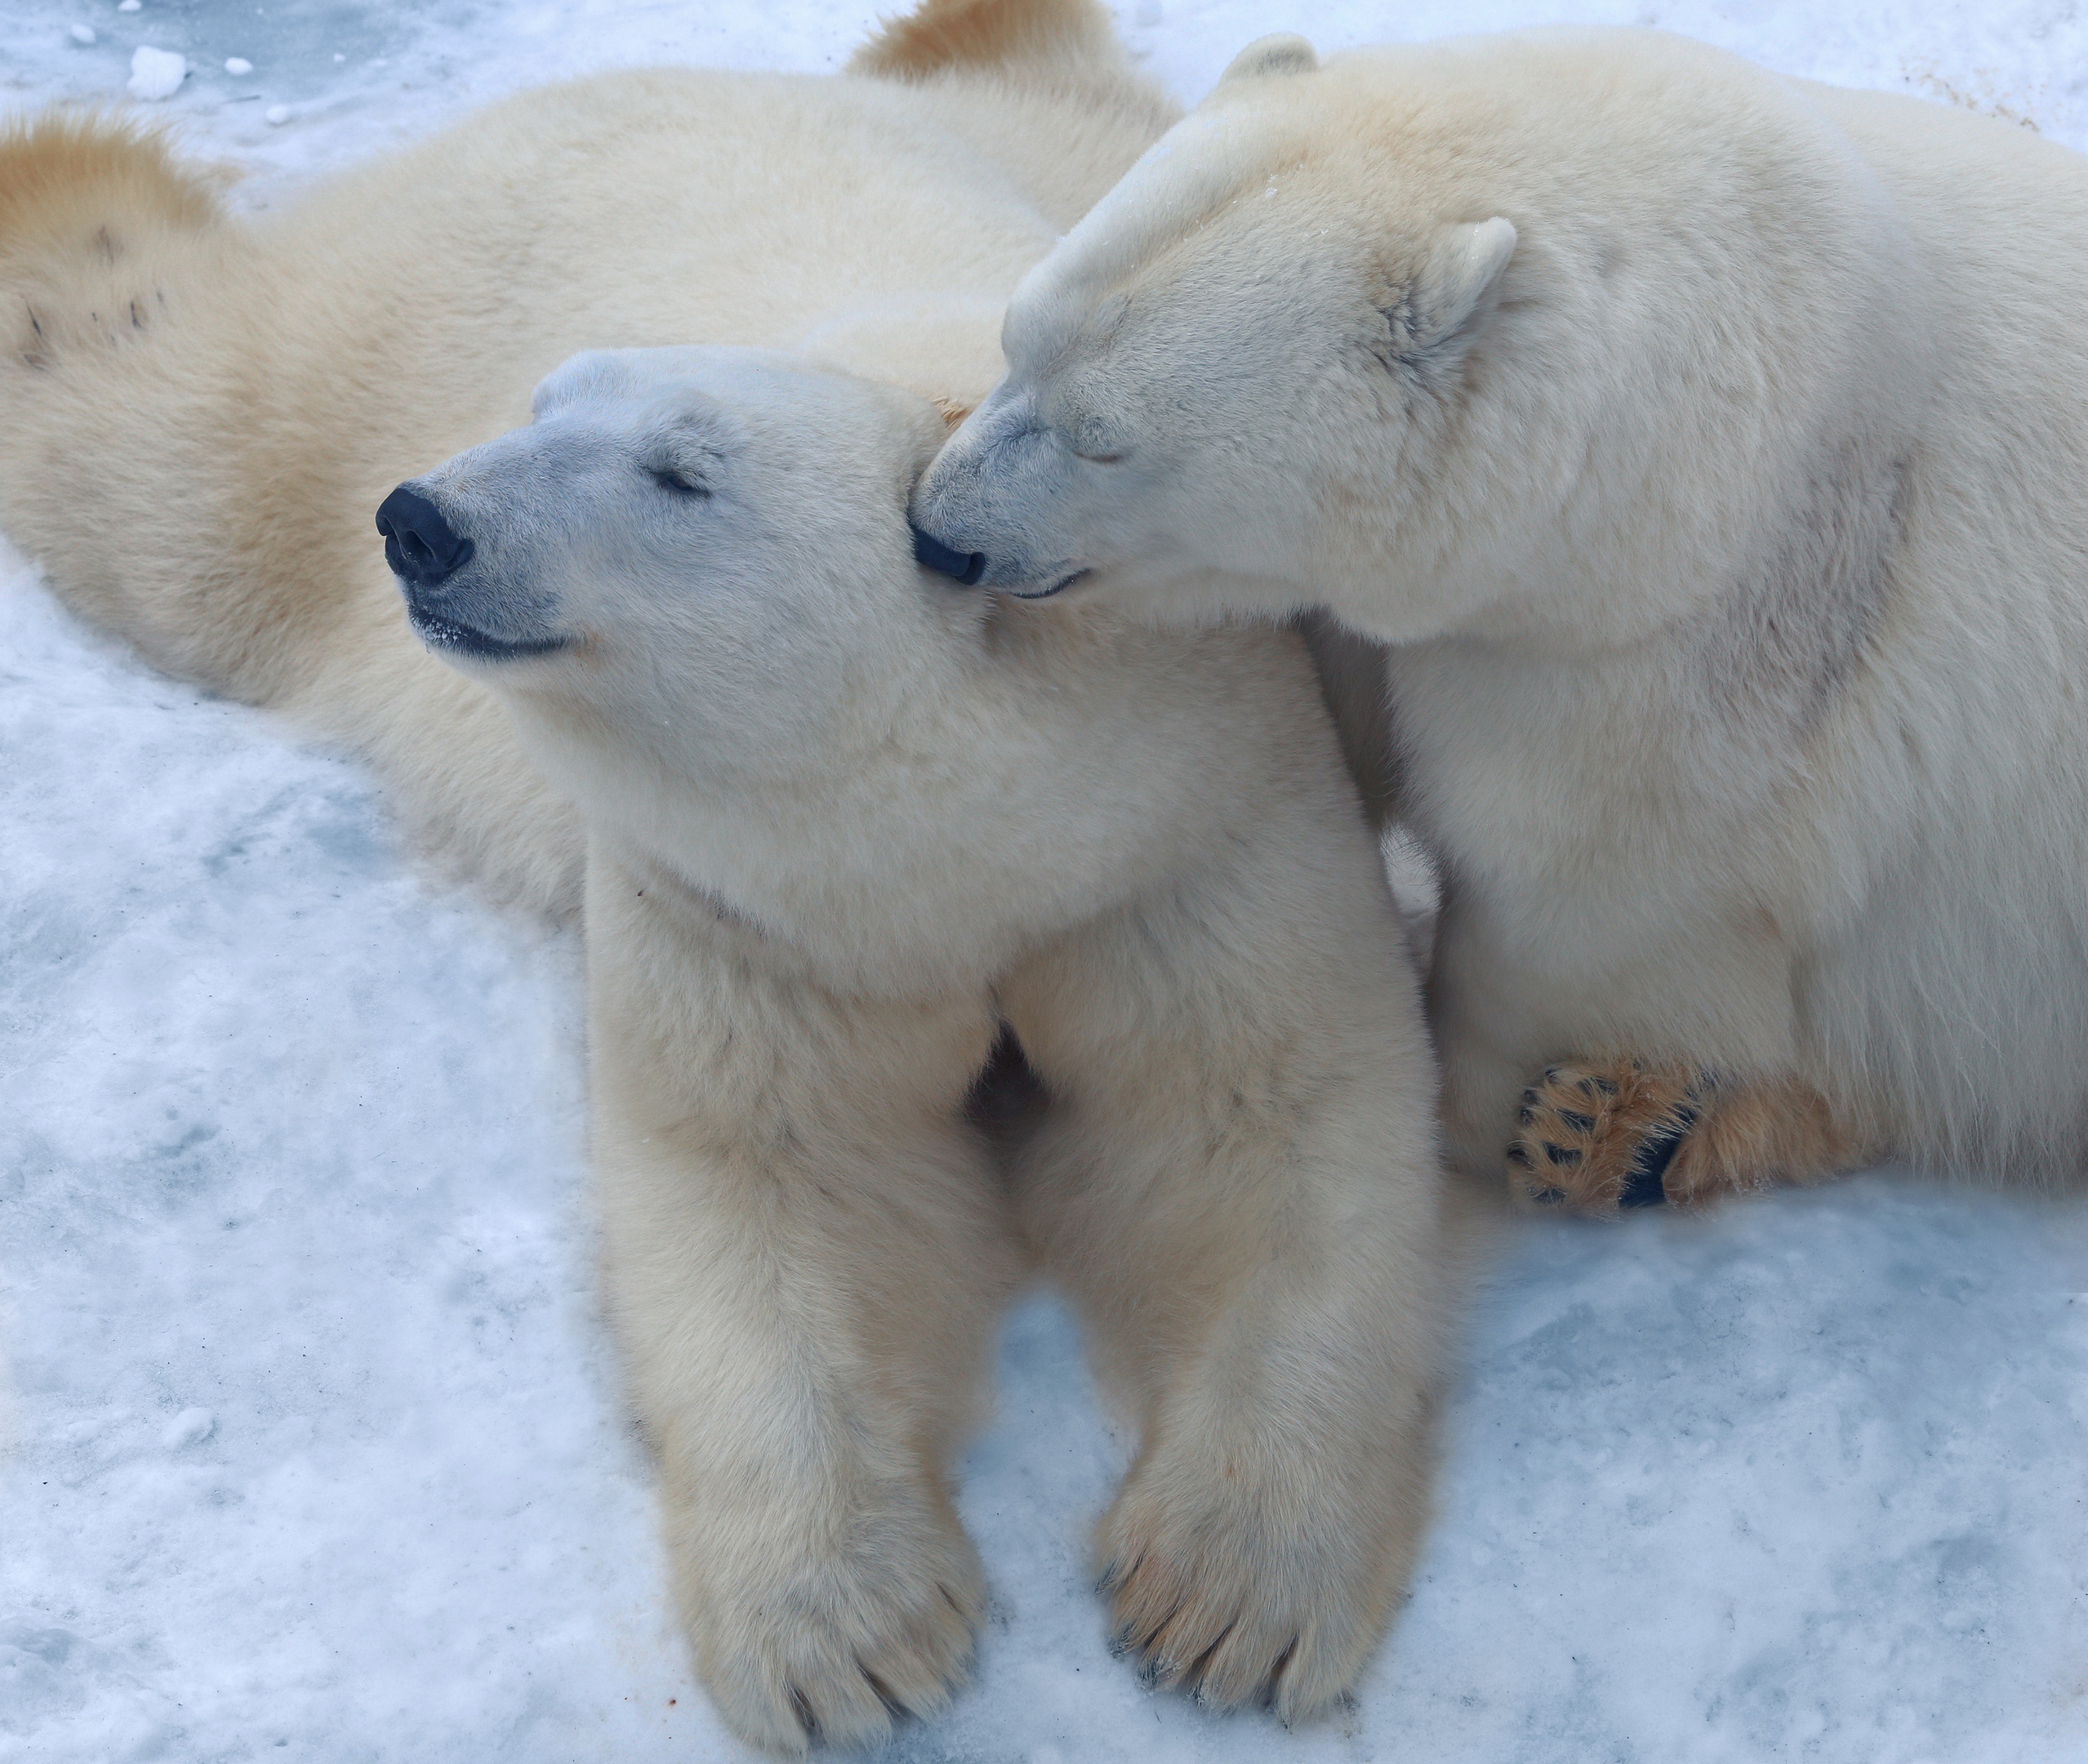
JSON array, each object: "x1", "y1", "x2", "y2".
[
  {"x1": 1219, "y1": 33, "x2": 1317, "y2": 84},
  {"x1": 1386, "y1": 217, "x2": 1517, "y2": 366}
]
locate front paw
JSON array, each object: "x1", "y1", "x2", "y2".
[
  {"x1": 1093, "y1": 1435, "x2": 1416, "y2": 1724},
  {"x1": 1507, "y1": 1059, "x2": 1703, "y2": 1212},
  {"x1": 669, "y1": 1482, "x2": 985, "y2": 1756}
]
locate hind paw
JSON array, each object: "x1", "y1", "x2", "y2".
[{"x1": 1507, "y1": 1060, "x2": 1702, "y2": 1213}]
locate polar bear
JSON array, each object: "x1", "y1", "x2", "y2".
[
  {"x1": 0, "y1": 5, "x2": 1447, "y2": 1749},
  {"x1": 394, "y1": 344, "x2": 1445, "y2": 1748},
  {"x1": 911, "y1": 26, "x2": 2088, "y2": 1210}
]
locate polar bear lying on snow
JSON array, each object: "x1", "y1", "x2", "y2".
[
  {"x1": 386, "y1": 346, "x2": 1444, "y2": 1743},
  {"x1": 914, "y1": 26, "x2": 2088, "y2": 1211},
  {"x1": 0, "y1": 2, "x2": 1445, "y2": 1750}
]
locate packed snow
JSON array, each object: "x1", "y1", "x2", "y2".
[{"x1": 7, "y1": 3, "x2": 2088, "y2": 1761}]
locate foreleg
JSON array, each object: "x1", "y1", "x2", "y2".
[{"x1": 588, "y1": 858, "x2": 1022, "y2": 1754}]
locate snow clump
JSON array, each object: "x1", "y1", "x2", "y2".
[{"x1": 127, "y1": 46, "x2": 186, "y2": 101}]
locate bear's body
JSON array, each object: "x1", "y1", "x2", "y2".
[
  {"x1": 0, "y1": 4, "x2": 1448, "y2": 1749},
  {"x1": 912, "y1": 27, "x2": 2088, "y2": 1200}
]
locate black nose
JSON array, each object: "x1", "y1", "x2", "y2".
[
  {"x1": 910, "y1": 523, "x2": 987, "y2": 586},
  {"x1": 376, "y1": 485, "x2": 474, "y2": 588}
]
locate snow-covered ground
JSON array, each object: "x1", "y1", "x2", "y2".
[{"x1": 7, "y1": 3, "x2": 2088, "y2": 1760}]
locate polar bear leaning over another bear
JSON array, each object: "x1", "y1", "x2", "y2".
[
  {"x1": 913, "y1": 25, "x2": 2088, "y2": 1212},
  {"x1": 0, "y1": 2, "x2": 1449, "y2": 1752}
]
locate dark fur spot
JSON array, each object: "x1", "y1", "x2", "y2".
[
  {"x1": 1543, "y1": 1143, "x2": 1582, "y2": 1167},
  {"x1": 1557, "y1": 1108, "x2": 1596, "y2": 1134},
  {"x1": 20, "y1": 302, "x2": 49, "y2": 371}
]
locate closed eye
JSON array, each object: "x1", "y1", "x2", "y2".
[
  {"x1": 1053, "y1": 423, "x2": 1126, "y2": 466},
  {"x1": 652, "y1": 466, "x2": 710, "y2": 498}
]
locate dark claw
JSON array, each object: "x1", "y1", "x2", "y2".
[
  {"x1": 857, "y1": 1661, "x2": 912, "y2": 1723},
  {"x1": 1097, "y1": 1551, "x2": 1143, "y2": 1603},
  {"x1": 1518, "y1": 1104, "x2": 1534, "y2": 1125},
  {"x1": 1265, "y1": 1635, "x2": 1300, "y2": 1714},
  {"x1": 1183, "y1": 1618, "x2": 1239, "y2": 1694},
  {"x1": 789, "y1": 1685, "x2": 818, "y2": 1744},
  {"x1": 1506, "y1": 1143, "x2": 1531, "y2": 1167}
]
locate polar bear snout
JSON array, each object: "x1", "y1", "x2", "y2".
[
  {"x1": 909, "y1": 521, "x2": 986, "y2": 586},
  {"x1": 376, "y1": 484, "x2": 474, "y2": 589},
  {"x1": 911, "y1": 384, "x2": 1115, "y2": 599},
  {"x1": 378, "y1": 478, "x2": 568, "y2": 663}
]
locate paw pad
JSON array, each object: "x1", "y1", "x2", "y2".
[{"x1": 1507, "y1": 1061, "x2": 1705, "y2": 1214}]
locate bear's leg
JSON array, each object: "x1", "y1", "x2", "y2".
[
  {"x1": 1509, "y1": 1061, "x2": 1865, "y2": 1211},
  {"x1": 1002, "y1": 902, "x2": 1445, "y2": 1726},
  {"x1": 587, "y1": 864, "x2": 1022, "y2": 1755}
]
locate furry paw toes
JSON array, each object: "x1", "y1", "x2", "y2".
[
  {"x1": 1093, "y1": 1474, "x2": 1388, "y2": 1725},
  {"x1": 1507, "y1": 1060, "x2": 1703, "y2": 1213},
  {"x1": 678, "y1": 1512, "x2": 985, "y2": 1756}
]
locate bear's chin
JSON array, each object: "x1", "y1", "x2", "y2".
[{"x1": 407, "y1": 605, "x2": 570, "y2": 662}]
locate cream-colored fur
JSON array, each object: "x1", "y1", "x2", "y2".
[
  {"x1": 912, "y1": 25, "x2": 2088, "y2": 1195},
  {"x1": 0, "y1": 0, "x2": 1172, "y2": 915},
  {"x1": 0, "y1": 9, "x2": 1446, "y2": 1748}
]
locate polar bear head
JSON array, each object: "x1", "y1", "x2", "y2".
[
  {"x1": 907, "y1": 35, "x2": 1517, "y2": 637},
  {"x1": 910, "y1": 29, "x2": 1921, "y2": 644},
  {"x1": 382, "y1": 346, "x2": 955, "y2": 778},
  {"x1": 376, "y1": 345, "x2": 1239, "y2": 990}
]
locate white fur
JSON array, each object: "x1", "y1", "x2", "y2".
[
  {"x1": 0, "y1": 29, "x2": 1174, "y2": 913},
  {"x1": 414, "y1": 349, "x2": 1448, "y2": 1744},
  {"x1": 0, "y1": 16, "x2": 1448, "y2": 1748},
  {"x1": 913, "y1": 25, "x2": 2088, "y2": 1188}
]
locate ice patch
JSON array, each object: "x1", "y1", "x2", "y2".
[
  {"x1": 126, "y1": 46, "x2": 185, "y2": 100},
  {"x1": 225, "y1": 56, "x2": 252, "y2": 75},
  {"x1": 68, "y1": 23, "x2": 94, "y2": 45}
]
